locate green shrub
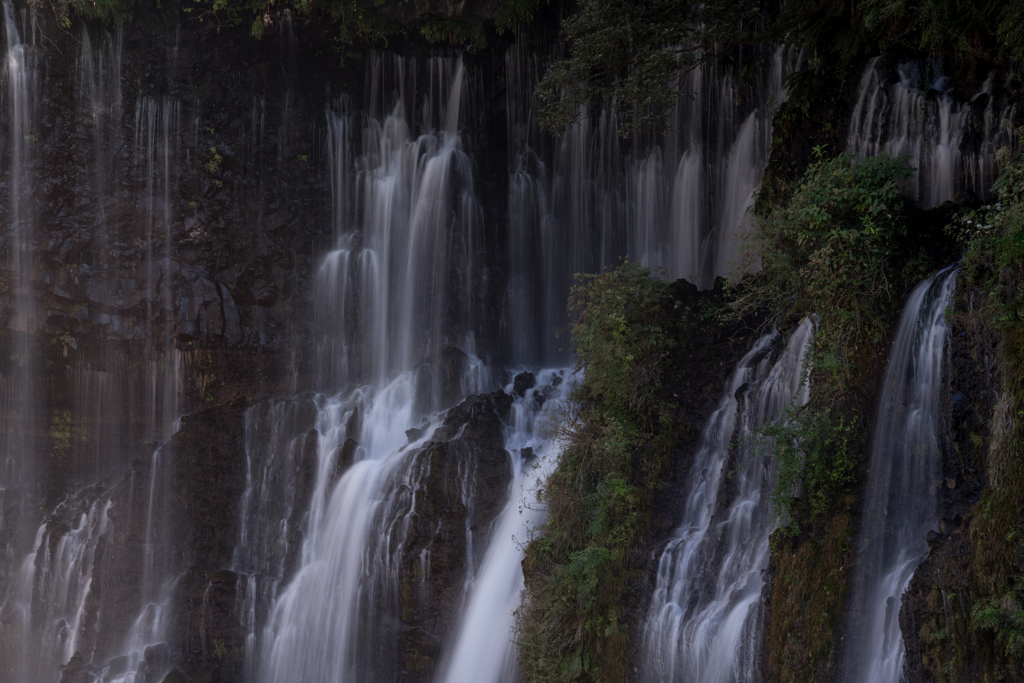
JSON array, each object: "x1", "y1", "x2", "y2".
[
  {"x1": 515, "y1": 262, "x2": 672, "y2": 683},
  {"x1": 737, "y1": 148, "x2": 912, "y2": 396}
]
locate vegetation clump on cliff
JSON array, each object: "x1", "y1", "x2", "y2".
[
  {"x1": 737, "y1": 148, "x2": 936, "y2": 527},
  {"x1": 514, "y1": 261, "x2": 674, "y2": 683},
  {"x1": 733, "y1": 147, "x2": 933, "y2": 680}
]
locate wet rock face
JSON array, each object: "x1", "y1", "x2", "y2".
[
  {"x1": 18, "y1": 4, "x2": 337, "y2": 365},
  {"x1": 360, "y1": 389, "x2": 515, "y2": 682}
]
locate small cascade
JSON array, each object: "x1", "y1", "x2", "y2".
[
  {"x1": 232, "y1": 395, "x2": 322, "y2": 679},
  {"x1": 3, "y1": 420, "x2": 183, "y2": 683},
  {"x1": 840, "y1": 268, "x2": 958, "y2": 683},
  {"x1": 504, "y1": 42, "x2": 803, "y2": 364},
  {"x1": 256, "y1": 366, "x2": 492, "y2": 683},
  {"x1": 846, "y1": 59, "x2": 1015, "y2": 207},
  {"x1": 20, "y1": 494, "x2": 111, "y2": 683},
  {"x1": 437, "y1": 368, "x2": 573, "y2": 683},
  {"x1": 80, "y1": 463, "x2": 176, "y2": 683},
  {"x1": 640, "y1": 318, "x2": 813, "y2": 683}
]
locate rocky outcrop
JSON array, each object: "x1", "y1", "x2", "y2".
[{"x1": 362, "y1": 389, "x2": 514, "y2": 681}]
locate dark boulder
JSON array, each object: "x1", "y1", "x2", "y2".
[{"x1": 513, "y1": 371, "x2": 536, "y2": 397}]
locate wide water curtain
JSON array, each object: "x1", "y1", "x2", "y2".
[
  {"x1": 260, "y1": 53, "x2": 484, "y2": 683},
  {"x1": 641, "y1": 319, "x2": 813, "y2": 683},
  {"x1": 316, "y1": 54, "x2": 481, "y2": 389},
  {"x1": 502, "y1": 43, "x2": 804, "y2": 365},
  {"x1": 841, "y1": 269, "x2": 957, "y2": 683}
]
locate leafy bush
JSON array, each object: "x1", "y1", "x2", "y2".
[
  {"x1": 736, "y1": 148, "x2": 913, "y2": 396},
  {"x1": 737, "y1": 149, "x2": 912, "y2": 539},
  {"x1": 567, "y1": 260, "x2": 673, "y2": 419},
  {"x1": 516, "y1": 262, "x2": 672, "y2": 683},
  {"x1": 972, "y1": 597, "x2": 1024, "y2": 660}
]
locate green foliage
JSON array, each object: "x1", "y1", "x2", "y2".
[
  {"x1": 762, "y1": 405, "x2": 859, "y2": 533},
  {"x1": 775, "y1": 0, "x2": 1016, "y2": 72},
  {"x1": 972, "y1": 597, "x2": 1024, "y2": 660},
  {"x1": 516, "y1": 262, "x2": 672, "y2": 683},
  {"x1": 495, "y1": 0, "x2": 543, "y2": 35},
  {"x1": 36, "y1": 0, "x2": 137, "y2": 28},
  {"x1": 736, "y1": 148, "x2": 913, "y2": 396},
  {"x1": 567, "y1": 261, "x2": 673, "y2": 418},
  {"x1": 535, "y1": 0, "x2": 761, "y2": 136},
  {"x1": 205, "y1": 146, "x2": 222, "y2": 174},
  {"x1": 537, "y1": 0, "x2": 1016, "y2": 138},
  {"x1": 950, "y1": 130, "x2": 1024, "y2": 679},
  {"x1": 418, "y1": 16, "x2": 486, "y2": 51}
]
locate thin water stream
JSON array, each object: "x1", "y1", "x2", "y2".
[{"x1": 840, "y1": 268, "x2": 958, "y2": 683}]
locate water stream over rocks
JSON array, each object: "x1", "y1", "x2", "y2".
[{"x1": 640, "y1": 319, "x2": 813, "y2": 683}]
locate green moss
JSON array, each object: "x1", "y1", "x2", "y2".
[{"x1": 766, "y1": 499, "x2": 854, "y2": 682}]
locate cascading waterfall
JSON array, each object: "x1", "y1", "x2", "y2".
[
  {"x1": 256, "y1": 371, "x2": 484, "y2": 682},
  {"x1": 24, "y1": 494, "x2": 112, "y2": 683},
  {"x1": 0, "y1": 25, "x2": 188, "y2": 683},
  {"x1": 316, "y1": 53, "x2": 483, "y2": 389},
  {"x1": 1, "y1": 9, "x2": 44, "y2": 682},
  {"x1": 503, "y1": 41, "x2": 802, "y2": 363},
  {"x1": 0, "y1": 9, "x2": 1001, "y2": 680},
  {"x1": 840, "y1": 268, "x2": 957, "y2": 683},
  {"x1": 846, "y1": 58, "x2": 1015, "y2": 207},
  {"x1": 640, "y1": 318, "x2": 813, "y2": 683},
  {"x1": 437, "y1": 369, "x2": 573, "y2": 683},
  {"x1": 258, "y1": 53, "x2": 499, "y2": 683}
]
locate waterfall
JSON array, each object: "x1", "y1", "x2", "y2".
[
  {"x1": 316, "y1": 54, "x2": 483, "y2": 389},
  {"x1": 257, "y1": 52, "x2": 502, "y2": 683},
  {"x1": 0, "y1": 26, "x2": 186, "y2": 682},
  {"x1": 840, "y1": 268, "x2": 957, "y2": 683},
  {"x1": 437, "y1": 369, "x2": 573, "y2": 683},
  {"x1": 846, "y1": 59, "x2": 1015, "y2": 207},
  {"x1": 503, "y1": 42, "x2": 803, "y2": 364},
  {"x1": 640, "y1": 318, "x2": 813, "y2": 683},
  {"x1": 0, "y1": 0, "x2": 39, "y2": 586}
]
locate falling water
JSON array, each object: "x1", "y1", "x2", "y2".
[
  {"x1": 437, "y1": 369, "x2": 573, "y2": 683},
  {"x1": 504, "y1": 42, "x2": 803, "y2": 363},
  {"x1": 0, "y1": 0, "x2": 38, "y2": 577},
  {"x1": 641, "y1": 318, "x2": 813, "y2": 683},
  {"x1": 134, "y1": 95, "x2": 183, "y2": 442},
  {"x1": 316, "y1": 54, "x2": 482, "y2": 388},
  {"x1": 846, "y1": 59, "x2": 1015, "y2": 207},
  {"x1": 257, "y1": 52, "x2": 501, "y2": 683},
  {"x1": 840, "y1": 268, "x2": 957, "y2": 683},
  {"x1": 21, "y1": 494, "x2": 112, "y2": 683}
]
